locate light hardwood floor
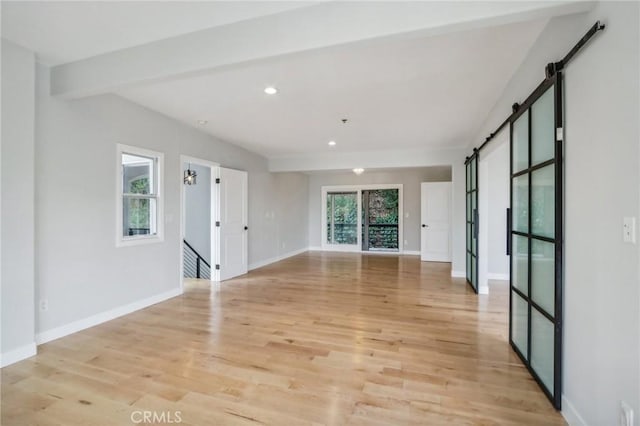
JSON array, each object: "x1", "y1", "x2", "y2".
[{"x1": 1, "y1": 252, "x2": 565, "y2": 425}]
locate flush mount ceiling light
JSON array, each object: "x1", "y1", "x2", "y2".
[
  {"x1": 184, "y1": 163, "x2": 197, "y2": 185},
  {"x1": 353, "y1": 168, "x2": 364, "y2": 175},
  {"x1": 264, "y1": 86, "x2": 278, "y2": 95},
  {"x1": 328, "y1": 140, "x2": 336, "y2": 147},
  {"x1": 197, "y1": 120, "x2": 208, "y2": 125}
]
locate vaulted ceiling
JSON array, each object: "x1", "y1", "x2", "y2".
[
  {"x1": 1, "y1": 1, "x2": 593, "y2": 171},
  {"x1": 1, "y1": 1, "x2": 312, "y2": 65},
  {"x1": 118, "y1": 19, "x2": 547, "y2": 157}
]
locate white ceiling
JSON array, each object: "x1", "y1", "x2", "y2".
[
  {"x1": 1, "y1": 1, "x2": 571, "y2": 166},
  {"x1": 0, "y1": 1, "x2": 312, "y2": 65},
  {"x1": 118, "y1": 19, "x2": 547, "y2": 157},
  {"x1": 303, "y1": 166, "x2": 452, "y2": 176}
]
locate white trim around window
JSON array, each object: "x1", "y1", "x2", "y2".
[{"x1": 116, "y1": 144, "x2": 165, "y2": 247}]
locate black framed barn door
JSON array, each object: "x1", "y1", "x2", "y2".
[
  {"x1": 509, "y1": 72, "x2": 563, "y2": 409},
  {"x1": 458, "y1": 21, "x2": 602, "y2": 412},
  {"x1": 465, "y1": 151, "x2": 479, "y2": 293}
]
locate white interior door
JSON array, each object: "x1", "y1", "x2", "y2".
[
  {"x1": 420, "y1": 182, "x2": 452, "y2": 262},
  {"x1": 219, "y1": 167, "x2": 248, "y2": 280}
]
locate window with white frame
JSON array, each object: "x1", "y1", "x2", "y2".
[
  {"x1": 116, "y1": 144, "x2": 164, "y2": 246},
  {"x1": 321, "y1": 184, "x2": 403, "y2": 253}
]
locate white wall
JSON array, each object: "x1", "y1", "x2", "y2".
[
  {"x1": 308, "y1": 167, "x2": 451, "y2": 253},
  {"x1": 486, "y1": 140, "x2": 509, "y2": 278},
  {"x1": 33, "y1": 63, "x2": 309, "y2": 345},
  {"x1": 184, "y1": 163, "x2": 211, "y2": 263},
  {"x1": 479, "y1": 134, "x2": 510, "y2": 285},
  {"x1": 451, "y1": 162, "x2": 466, "y2": 277},
  {"x1": 478, "y1": 157, "x2": 489, "y2": 293},
  {"x1": 478, "y1": 134, "x2": 509, "y2": 294},
  {"x1": 562, "y1": 4, "x2": 639, "y2": 424},
  {"x1": 249, "y1": 171, "x2": 309, "y2": 269},
  {"x1": 1, "y1": 39, "x2": 36, "y2": 365},
  {"x1": 468, "y1": 3, "x2": 640, "y2": 424}
]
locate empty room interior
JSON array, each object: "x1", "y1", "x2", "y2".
[{"x1": 1, "y1": 1, "x2": 639, "y2": 425}]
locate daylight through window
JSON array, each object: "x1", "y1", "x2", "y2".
[{"x1": 117, "y1": 145, "x2": 163, "y2": 246}]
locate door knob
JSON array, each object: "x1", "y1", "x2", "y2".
[
  {"x1": 244, "y1": 226, "x2": 248, "y2": 230},
  {"x1": 422, "y1": 224, "x2": 428, "y2": 228}
]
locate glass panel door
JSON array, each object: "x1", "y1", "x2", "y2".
[
  {"x1": 361, "y1": 189, "x2": 399, "y2": 252},
  {"x1": 465, "y1": 152, "x2": 479, "y2": 293},
  {"x1": 326, "y1": 191, "x2": 359, "y2": 248},
  {"x1": 509, "y1": 76, "x2": 562, "y2": 409}
]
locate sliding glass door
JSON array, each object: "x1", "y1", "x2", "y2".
[
  {"x1": 465, "y1": 152, "x2": 479, "y2": 293},
  {"x1": 509, "y1": 74, "x2": 563, "y2": 409},
  {"x1": 362, "y1": 189, "x2": 399, "y2": 252},
  {"x1": 326, "y1": 191, "x2": 359, "y2": 250},
  {"x1": 323, "y1": 185, "x2": 402, "y2": 252}
]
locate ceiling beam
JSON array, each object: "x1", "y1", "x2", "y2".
[
  {"x1": 50, "y1": 1, "x2": 593, "y2": 99},
  {"x1": 268, "y1": 147, "x2": 466, "y2": 172}
]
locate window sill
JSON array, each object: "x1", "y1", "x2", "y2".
[{"x1": 116, "y1": 234, "x2": 164, "y2": 248}]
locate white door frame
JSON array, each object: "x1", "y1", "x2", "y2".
[
  {"x1": 179, "y1": 155, "x2": 220, "y2": 288},
  {"x1": 321, "y1": 184, "x2": 403, "y2": 253}
]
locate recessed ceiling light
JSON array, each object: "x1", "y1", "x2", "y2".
[
  {"x1": 197, "y1": 120, "x2": 208, "y2": 125},
  {"x1": 353, "y1": 168, "x2": 364, "y2": 175},
  {"x1": 264, "y1": 86, "x2": 278, "y2": 95},
  {"x1": 328, "y1": 140, "x2": 336, "y2": 146}
]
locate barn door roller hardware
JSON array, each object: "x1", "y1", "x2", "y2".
[
  {"x1": 546, "y1": 20, "x2": 606, "y2": 78},
  {"x1": 464, "y1": 20, "x2": 605, "y2": 163}
]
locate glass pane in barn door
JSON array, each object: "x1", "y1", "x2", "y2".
[
  {"x1": 465, "y1": 153, "x2": 479, "y2": 293},
  {"x1": 531, "y1": 88, "x2": 555, "y2": 165},
  {"x1": 509, "y1": 79, "x2": 563, "y2": 409}
]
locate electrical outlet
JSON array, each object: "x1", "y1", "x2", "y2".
[
  {"x1": 621, "y1": 401, "x2": 634, "y2": 426},
  {"x1": 623, "y1": 217, "x2": 636, "y2": 244},
  {"x1": 39, "y1": 299, "x2": 49, "y2": 312},
  {"x1": 404, "y1": 240, "x2": 408, "y2": 246}
]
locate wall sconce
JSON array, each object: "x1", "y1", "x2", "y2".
[{"x1": 183, "y1": 164, "x2": 197, "y2": 185}]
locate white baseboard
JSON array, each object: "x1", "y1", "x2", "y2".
[
  {"x1": 478, "y1": 285, "x2": 489, "y2": 295},
  {"x1": 0, "y1": 342, "x2": 37, "y2": 368},
  {"x1": 488, "y1": 273, "x2": 509, "y2": 281},
  {"x1": 36, "y1": 287, "x2": 182, "y2": 345},
  {"x1": 451, "y1": 270, "x2": 466, "y2": 278},
  {"x1": 362, "y1": 251, "x2": 402, "y2": 256},
  {"x1": 308, "y1": 247, "x2": 420, "y2": 256},
  {"x1": 562, "y1": 394, "x2": 588, "y2": 426},
  {"x1": 249, "y1": 247, "x2": 308, "y2": 271}
]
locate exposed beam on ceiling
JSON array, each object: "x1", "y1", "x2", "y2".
[
  {"x1": 268, "y1": 147, "x2": 466, "y2": 172},
  {"x1": 50, "y1": 1, "x2": 594, "y2": 99}
]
